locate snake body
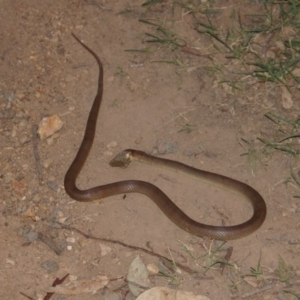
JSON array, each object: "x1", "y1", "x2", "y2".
[{"x1": 64, "y1": 34, "x2": 266, "y2": 240}]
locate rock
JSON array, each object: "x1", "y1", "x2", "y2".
[
  {"x1": 289, "y1": 238, "x2": 300, "y2": 245},
  {"x1": 18, "y1": 134, "x2": 30, "y2": 145},
  {"x1": 37, "y1": 115, "x2": 63, "y2": 140},
  {"x1": 104, "y1": 290, "x2": 121, "y2": 300},
  {"x1": 40, "y1": 260, "x2": 59, "y2": 272},
  {"x1": 156, "y1": 140, "x2": 178, "y2": 154},
  {"x1": 24, "y1": 230, "x2": 39, "y2": 242},
  {"x1": 136, "y1": 287, "x2": 211, "y2": 300},
  {"x1": 127, "y1": 256, "x2": 151, "y2": 296},
  {"x1": 107, "y1": 141, "x2": 118, "y2": 149},
  {"x1": 100, "y1": 243, "x2": 111, "y2": 256},
  {"x1": 42, "y1": 159, "x2": 53, "y2": 169},
  {"x1": 47, "y1": 181, "x2": 58, "y2": 191},
  {"x1": 147, "y1": 263, "x2": 159, "y2": 274}
]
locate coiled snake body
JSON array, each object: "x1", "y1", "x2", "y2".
[{"x1": 64, "y1": 34, "x2": 266, "y2": 241}]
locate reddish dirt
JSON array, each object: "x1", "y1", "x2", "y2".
[{"x1": 1, "y1": 1, "x2": 300, "y2": 299}]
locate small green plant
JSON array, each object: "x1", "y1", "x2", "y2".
[
  {"x1": 240, "y1": 138, "x2": 264, "y2": 173},
  {"x1": 249, "y1": 250, "x2": 264, "y2": 279},
  {"x1": 276, "y1": 255, "x2": 293, "y2": 283},
  {"x1": 242, "y1": 248, "x2": 265, "y2": 282},
  {"x1": 139, "y1": 19, "x2": 186, "y2": 50},
  {"x1": 158, "y1": 257, "x2": 182, "y2": 287},
  {"x1": 178, "y1": 123, "x2": 195, "y2": 134},
  {"x1": 114, "y1": 66, "x2": 128, "y2": 85},
  {"x1": 203, "y1": 241, "x2": 237, "y2": 274},
  {"x1": 258, "y1": 113, "x2": 300, "y2": 156},
  {"x1": 142, "y1": 0, "x2": 164, "y2": 7},
  {"x1": 138, "y1": 1, "x2": 300, "y2": 87},
  {"x1": 284, "y1": 290, "x2": 300, "y2": 299}
]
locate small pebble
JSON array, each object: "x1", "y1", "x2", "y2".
[
  {"x1": 52, "y1": 209, "x2": 63, "y2": 216},
  {"x1": 19, "y1": 134, "x2": 30, "y2": 145},
  {"x1": 6, "y1": 258, "x2": 15, "y2": 266},
  {"x1": 3, "y1": 172, "x2": 13, "y2": 184},
  {"x1": 147, "y1": 263, "x2": 159, "y2": 274},
  {"x1": 38, "y1": 115, "x2": 63, "y2": 140},
  {"x1": 47, "y1": 181, "x2": 58, "y2": 191},
  {"x1": 60, "y1": 241, "x2": 68, "y2": 250},
  {"x1": 100, "y1": 243, "x2": 111, "y2": 256},
  {"x1": 32, "y1": 194, "x2": 40, "y2": 202},
  {"x1": 22, "y1": 164, "x2": 29, "y2": 170},
  {"x1": 58, "y1": 216, "x2": 70, "y2": 223},
  {"x1": 24, "y1": 230, "x2": 38, "y2": 242},
  {"x1": 42, "y1": 159, "x2": 52, "y2": 169},
  {"x1": 35, "y1": 92, "x2": 41, "y2": 99},
  {"x1": 288, "y1": 238, "x2": 300, "y2": 245},
  {"x1": 66, "y1": 237, "x2": 75, "y2": 243},
  {"x1": 69, "y1": 275, "x2": 78, "y2": 281},
  {"x1": 41, "y1": 260, "x2": 59, "y2": 272},
  {"x1": 156, "y1": 139, "x2": 178, "y2": 154},
  {"x1": 107, "y1": 141, "x2": 118, "y2": 148},
  {"x1": 104, "y1": 290, "x2": 121, "y2": 300},
  {"x1": 103, "y1": 150, "x2": 114, "y2": 157}
]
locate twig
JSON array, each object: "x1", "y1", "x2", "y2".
[
  {"x1": 44, "y1": 274, "x2": 69, "y2": 300},
  {"x1": 20, "y1": 292, "x2": 35, "y2": 300},
  {"x1": 57, "y1": 222, "x2": 197, "y2": 274},
  {"x1": 241, "y1": 283, "x2": 273, "y2": 298},
  {"x1": 20, "y1": 274, "x2": 69, "y2": 300},
  {"x1": 220, "y1": 246, "x2": 233, "y2": 274},
  {"x1": 32, "y1": 125, "x2": 43, "y2": 185},
  {"x1": 38, "y1": 232, "x2": 63, "y2": 256},
  {"x1": 181, "y1": 45, "x2": 214, "y2": 58}
]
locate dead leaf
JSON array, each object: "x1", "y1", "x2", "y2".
[
  {"x1": 243, "y1": 276, "x2": 262, "y2": 288},
  {"x1": 47, "y1": 275, "x2": 109, "y2": 295},
  {"x1": 281, "y1": 85, "x2": 293, "y2": 109}
]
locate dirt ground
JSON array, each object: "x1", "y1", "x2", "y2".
[{"x1": 1, "y1": 1, "x2": 300, "y2": 299}]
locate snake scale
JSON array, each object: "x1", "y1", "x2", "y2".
[{"x1": 64, "y1": 34, "x2": 267, "y2": 240}]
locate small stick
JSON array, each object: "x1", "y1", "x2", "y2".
[
  {"x1": 181, "y1": 45, "x2": 214, "y2": 58},
  {"x1": 20, "y1": 274, "x2": 69, "y2": 300},
  {"x1": 57, "y1": 222, "x2": 197, "y2": 274},
  {"x1": 44, "y1": 274, "x2": 69, "y2": 300},
  {"x1": 220, "y1": 246, "x2": 233, "y2": 274},
  {"x1": 241, "y1": 283, "x2": 273, "y2": 299},
  {"x1": 20, "y1": 292, "x2": 35, "y2": 300},
  {"x1": 38, "y1": 232, "x2": 63, "y2": 256},
  {"x1": 32, "y1": 125, "x2": 43, "y2": 185}
]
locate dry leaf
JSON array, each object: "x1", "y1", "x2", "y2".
[
  {"x1": 281, "y1": 85, "x2": 293, "y2": 109},
  {"x1": 243, "y1": 276, "x2": 262, "y2": 288},
  {"x1": 48, "y1": 275, "x2": 109, "y2": 295}
]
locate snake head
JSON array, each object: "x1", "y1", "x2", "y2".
[{"x1": 109, "y1": 149, "x2": 133, "y2": 168}]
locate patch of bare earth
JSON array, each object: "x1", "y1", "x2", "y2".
[{"x1": 0, "y1": 1, "x2": 299, "y2": 299}]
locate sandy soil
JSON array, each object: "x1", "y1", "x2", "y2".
[{"x1": 1, "y1": 1, "x2": 300, "y2": 299}]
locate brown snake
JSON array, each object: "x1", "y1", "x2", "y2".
[{"x1": 64, "y1": 34, "x2": 266, "y2": 241}]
